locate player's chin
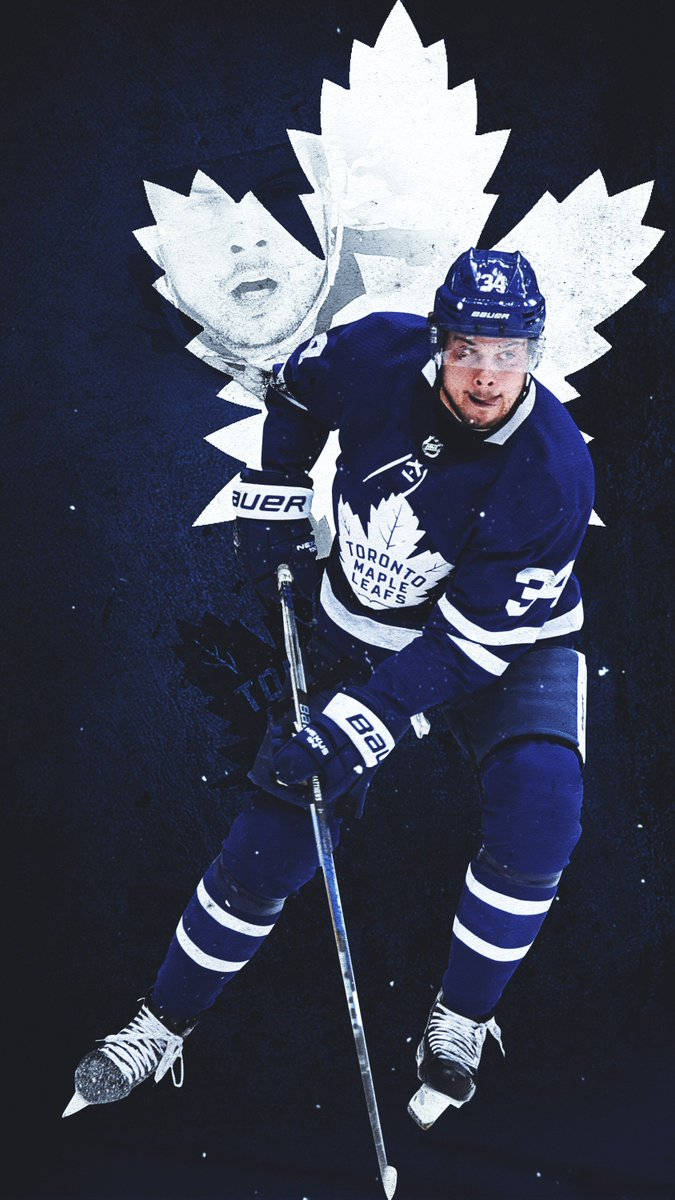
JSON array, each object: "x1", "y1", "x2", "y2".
[
  {"x1": 215, "y1": 310, "x2": 290, "y2": 346},
  {"x1": 463, "y1": 398, "x2": 505, "y2": 426}
]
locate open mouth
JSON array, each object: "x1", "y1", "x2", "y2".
[{"x1": 231, "y1": 278, "x2": 278, "y2": 299}]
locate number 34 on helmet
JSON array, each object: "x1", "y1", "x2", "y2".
[{"x1": 430, "y1": 248, "x2": 546, "y2": 358}]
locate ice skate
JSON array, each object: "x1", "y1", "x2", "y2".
[
  {"x1": 62, "y1": 1002, "x2": 194, "y2": 1116},
  {"x1": 408, "y1": 991, "x2": 504, "y2": 1129}
]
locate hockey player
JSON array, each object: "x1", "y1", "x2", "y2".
[{"x1": 65, "y1": 249, "x2": 593, "y2": 1127}]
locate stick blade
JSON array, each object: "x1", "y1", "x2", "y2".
[
  {"x1": 62, "y1": 1091, "x2": 90, "y2": 1118},
  {"x1": 407, "y1": 1083, "x2": 456, "y2": 1130},
  {"x1": 381, "y1": 1164, "x2": 398, "y2": 1198}
]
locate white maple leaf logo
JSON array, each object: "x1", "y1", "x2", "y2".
[
  {"x1": 338, "y1": 494, "x2": 452, "y2": 610},
  {"x1": 132, "y1": 2, "x2": 662, "y2": 534}
]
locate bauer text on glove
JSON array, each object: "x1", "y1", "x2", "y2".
[{"x1": 273, "y1": 690, "x2": 406, "y2": 804}]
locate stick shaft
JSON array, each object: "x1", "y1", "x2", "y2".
[{"x1": 276, "y1": 565, "x2": 396, "y2": 1196}]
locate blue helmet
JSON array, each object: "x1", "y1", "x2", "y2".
[{"x1": 431, "y1": 248, "x2": 546, "y2": 341}]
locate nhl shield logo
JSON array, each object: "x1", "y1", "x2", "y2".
[{"x1": 422, "y1": 435, "x2": 444, "y2": 459}]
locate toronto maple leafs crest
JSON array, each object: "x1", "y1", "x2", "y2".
[{"x1": 338, "y1": 494, "x2": 452, "y2": 609}]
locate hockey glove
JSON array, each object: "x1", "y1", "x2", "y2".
[
  {"x1": 234, "y1": 468, "x2": 320, "y2": 616},
  {"x1": 273, "y1": 689, "x2": 407, "y2": 805}
]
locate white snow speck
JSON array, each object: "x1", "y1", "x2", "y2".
[
  {"x1": 201, "y1": 1151, "x2": 206, "y2": 1158},
  {"x1": 79, "y1": 726, "x2": 84, "y2": 732},
  {"x1": 598, "y1": 666, "x2": 609, "y2": 676},
  {"x1": 637, "y1": 823, "x2": 643, "y2": 829},
  {"x1": 536, "y1": 1171, "x2": 542, "y2": 1178},
  {"x1": 479, "y1": 511, "x2": 485, "y2": 518},
  {"x1": 640, "y1": 878, "x2": 646, "y2": 883},
  {"x1": 389, "y1": 980, "x2": 395, "y2": 987},
  {"x1": 406, "y1": 1036, "x2": 412, "y2": 1042},
  {"x1": 254, "y1": 850, "x2": 260, "y2": 855},
  {"x1": 71, "y1": 605, "x2": 76, "y2": 610},
  {"x1": 69, "y1": 504, "x2": 76, "y2": 511},
  {"x1": 201, "y1": 775, "x2": 207, "y2": 781}
]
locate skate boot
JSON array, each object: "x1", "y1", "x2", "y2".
[
  {"x1": 408, "y1": 991, "x2": 504, "y2": 1129},
  {"x1": 62, "y1": 1002, "x2": 195, "y2": 1117}
]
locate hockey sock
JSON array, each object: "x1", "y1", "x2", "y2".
[
  {"x1": 150, "y1": 796, "x2": 342, "y2": 1026},
  {"x1": 441, "y1": 738, "x2": 583, "y2": 1019},
  {"x1": 441, "y1": 854, "x2": 558, "y2": 1020},
  {"x1": 151, "y1": 856, "x2": 285, "y2": 1026}
]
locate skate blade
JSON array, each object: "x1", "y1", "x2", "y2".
[
  {"x1": 62, "y1": 1091, "x2": 91, "y2": 1118},
  {"x1": 407, "y1": 1083, "x2": 463, "y2": 1129},
  {"x1": 381, "y1": 1164, "x2": 397, "y2": 1198}
]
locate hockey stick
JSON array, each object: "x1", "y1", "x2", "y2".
[{"x1": 276, "y1": 565, "x2": 397, "y2": 1200}]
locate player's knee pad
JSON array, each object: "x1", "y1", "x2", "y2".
[
  {"x1": 207, "y1": 859, "x2": 287, "y2": 920},
  {"x1": 217, "y1": 795, "x2": 342, "y2": 898},
  {"x1": 479, "y1": 737, "x2": 583, "y2": 880}
]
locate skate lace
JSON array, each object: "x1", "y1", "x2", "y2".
[
  {"x1": 428, "y1": 995, "x2": 505, "y2": 1071},
  {"x1": 98, "y1": 1004, "x2": 185, "y2": 1088}
]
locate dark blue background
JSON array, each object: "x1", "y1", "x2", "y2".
[{"x1": 4, "y1": 2, "x2": 671, "y2": 1197}]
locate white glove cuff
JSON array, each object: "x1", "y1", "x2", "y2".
[
  {"x1": 232, "y1": 478, "x2": 313, "y2": 520},
  {"x1": 322, "y1": 692, "x2": 396, "y2": 768}
]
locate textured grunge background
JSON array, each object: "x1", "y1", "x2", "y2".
[{"x1": 4, "y1": 2, "x2": 671, "y2": 1198}]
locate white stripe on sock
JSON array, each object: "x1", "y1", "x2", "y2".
[
  {"x1": 197, "y1": 880, "x2": 275, "y2": 936},
  {"x1": 176, "y1": 919, "x2": 248, "y2": 973},
  {"x1": 452, "y1": 917, "x2": 533, "y2": 962},
  {"x1": 465, "y1": 865, "x2": 554, "y2": 915}
]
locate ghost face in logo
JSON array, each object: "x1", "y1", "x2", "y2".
[
  {"x1": 135, "y1": 139, "x2": 343, "y2": 371},
  {"x1": 156, "y1": 184, "x2": 330, "y2": 352}
]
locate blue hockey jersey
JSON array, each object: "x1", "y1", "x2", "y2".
[{"x1": 261, "y1": 312, "x2": 594, "y2": 724}]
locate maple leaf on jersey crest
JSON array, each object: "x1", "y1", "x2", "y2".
[{"x1": 338, "y1": 493, "x2": 452, "y2": 610}]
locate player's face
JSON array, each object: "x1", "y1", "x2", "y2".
[
  {"x1": 439, "y1": 334, "x2": 530, "y2": 429},
  {"x1": 158, "y1": 191, "x2": 329, "y2": 351}
]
